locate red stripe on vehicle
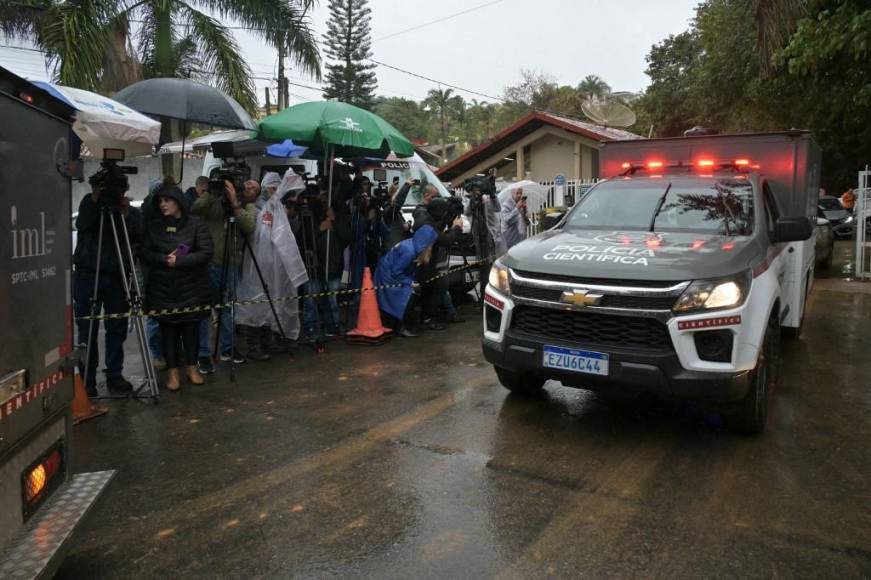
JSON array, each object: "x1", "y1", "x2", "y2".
[
  {"x1": 0, "y1": 371, "x2": 67, "y2": 422},
  {"x1": 484, "y1": 293, "x2": 504, "y2": 310},
  {"x1": 677, "y1": 315, "x2": 742, "y2": 331}
]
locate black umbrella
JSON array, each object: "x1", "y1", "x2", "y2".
[{"x1": 115, "y1": 78, "x2": 257, "y2": 180}]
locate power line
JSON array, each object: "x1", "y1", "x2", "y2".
[
  {"x1": 366, "y1": 57, "x2": 503, "y2": 102},
  {"x1": 374, "y1": 0, "x2": 504, "y2": 42}
]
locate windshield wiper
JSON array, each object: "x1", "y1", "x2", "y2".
[{"x1": 648, "y1": 183, "x2": 672, "y2": 232}]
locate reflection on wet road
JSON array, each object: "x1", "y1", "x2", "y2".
[{"x1": 58, "y1": 242, "x2": 871, "y2": 578}]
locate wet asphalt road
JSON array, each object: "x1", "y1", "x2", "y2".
[{"x1": 58, "y1": 242, "x2": 871, "y2": 579}]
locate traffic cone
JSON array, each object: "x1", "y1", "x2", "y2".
[
  {"x1": 346, "y1": 267, "x2": 392, "y2": 345},
  {"x1": 72, "y1": 367, "x2": 108, "y2": 425}
]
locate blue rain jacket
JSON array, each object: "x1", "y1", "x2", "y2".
[{"x1": 374, "y1": 225, "x2": 439, "y2": 320}]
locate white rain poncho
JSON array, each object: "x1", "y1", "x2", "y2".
[
  {"x1": 277, "y1": 167, "x2": 306, "y2": 200},
  {"x1": 236, "y1": 191, "x2": 309, "y2": 339}
]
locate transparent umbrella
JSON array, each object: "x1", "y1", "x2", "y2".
[{"x1": 498, "y1": 180, "x2": 549, "y2": 208}]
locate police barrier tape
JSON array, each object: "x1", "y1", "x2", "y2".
[{"x1": 74, "y1": 258, "x2": 492, "y2": 322}]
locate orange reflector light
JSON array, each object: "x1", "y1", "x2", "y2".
[
  {"x1": 696, "y1": 159, "x2": 715, "y2": 167},
  {"x1": 647, "y1": 161, "x2": 664, "y2": 169},
  {"x1": 25, "y1": 466, "x2": 47, "y2": 503},
  {"x1": 734, "y1": 159, "x2": 750, "y2": 166}
]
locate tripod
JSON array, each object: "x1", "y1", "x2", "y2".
[
  {"x1": 297, "y1": 199, "x2": 327, "y2": 352},
  {"x1": 213, "y1": 211, "x2": 290, "y2": 382},
  {"x1": 82, "y1": 204, "x2": 160, "y2": 402}
]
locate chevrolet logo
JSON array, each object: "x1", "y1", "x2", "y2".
[{"x1": 560, "y1": 289, "x2": 604, "y2": 307}]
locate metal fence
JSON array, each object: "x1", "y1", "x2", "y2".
[{"x1": 525, "y1": 178, "x2": 602, "y2": 237}]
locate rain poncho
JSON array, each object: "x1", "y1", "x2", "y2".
[
  {"x1": 277, "y1": 167, "x2": 306, "y2": 201},
  {"x1": 500, "y1": 195, "x2": 527, "y2": 250},
  {"x1": 374, "y1": 225, "x2": 438, "y2": 320},
  {"x1": 465, "y1": 194, "x2": 506, "y2": 258},
  {"x1": 257, "y1": 172, "x2": 282, "y2": 209},
  {"x1": 236, "y1": 192, "x2": 309, "y2": 339}
]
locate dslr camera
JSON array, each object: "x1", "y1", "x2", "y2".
[{"x1": 88, "y1": 148, "x2": 137, "y2": 204}]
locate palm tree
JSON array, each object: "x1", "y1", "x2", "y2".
[
  {"x1": 751, "y1": 0, "x2": 806, "y2": 71},
  {"x1": 423, "y1": 87, "x2": 454, "y2": 165},
  {"x1": 577, "y1": 74, "x2": 611, "y2": 99},
  {"x1": 0, "y1": 0, "x2": 320, "y2": 113}
]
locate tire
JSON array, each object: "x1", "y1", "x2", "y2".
[
  {"x1": 729, "y1": 319, "x2": 777, "y2": 435},
  {"x1": 495, "y1": 366, "x2": 545, "y2": 396}
]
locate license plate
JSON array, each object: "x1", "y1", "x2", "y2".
[{"x1": 542, "y1": 345, "x2": 609, "y2": 376}]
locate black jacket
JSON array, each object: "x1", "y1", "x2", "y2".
[
  {"x1": 141, "y1": 187, "x2": 215, "y2": 320},
  {"x1": 73, "y1": 193, "x2": 144, "y2": 276},
  {"x1": 412, "y1": 199, "x2": 460, "y2": 269}
]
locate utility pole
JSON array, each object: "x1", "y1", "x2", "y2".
[
  {"x1": 277, "y1": 43, "x2": 286, "y2": 110},
  {"x1": 265, "y1": 87, "x2": 271, "y2": 115}
]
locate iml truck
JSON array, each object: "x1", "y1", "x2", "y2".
[
  {"x1": 0, "y1": 67, "x2": 113, "y2": 577},
  {"x1": 482, "y1": 131, "x2": 819, "y2": 434}
]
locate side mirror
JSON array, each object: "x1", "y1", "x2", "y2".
[
  {"x1": 773, "y1": 216, "x2": 813, "y2": 243},
  {"x1": 542, "y1": 211, "x2": 565, "y2": 230}
]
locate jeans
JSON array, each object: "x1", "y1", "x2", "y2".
[
  {"x1": 199, "y1": 264, "x2": 238, "y2": 356},
  {"x1": 74, "y1": 269, "x2": 127, "y2": 387},
  {"x1": 303, "y1": 278, "x2": 342, "y2": 335},
  {"x1": 147, "y1": 317, "x2": 162, "y2": 359},
  {"x1": 442, "y1": 290, "x2": 457, "y2": 316}
]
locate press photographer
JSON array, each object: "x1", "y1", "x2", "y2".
[
  {"x1": 464, "y1": 175, "x2": 506, "y2": 298},
  {"x1": 73, "y1": 161, "x2": 144, "y2": 396},
  {"x1": 191, "y1": 174, "x2": 257, "y2": 370}
]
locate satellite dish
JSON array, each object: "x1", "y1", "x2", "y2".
[{"x1": 581, "y1": 95, "x2": 637, "y2": 128}]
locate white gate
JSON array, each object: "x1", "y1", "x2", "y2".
[
  {"x1": 855, "y1": 167, "x2": 871, "y2": 280},
  {"x1": 526, "y1": 178, "x2": 601, "y2": 236}
]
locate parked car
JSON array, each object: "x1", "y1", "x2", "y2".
[
  {"x1": 815, "y1": 217, "x2": 834, "y2": 270},
  {"x1": 818, "y1": 195, "x2": 854, "y2": 239}
]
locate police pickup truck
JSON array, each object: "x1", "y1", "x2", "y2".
[{"x1": 482, "y1": 132, "x2": 820, "y2": 434}]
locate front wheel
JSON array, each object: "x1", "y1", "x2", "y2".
[
  {"x1": 728, "y1": 320, "x2": 778, "y2": 435},
  {"x1": 495, "y1": 367, "x2": 545, "y2": 396}
]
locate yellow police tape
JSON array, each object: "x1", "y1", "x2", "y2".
[{"x1": 74, "y1": 258, "x2": 491, "y2": 322}]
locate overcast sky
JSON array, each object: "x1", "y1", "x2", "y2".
[{"x1": 1, "y1": 0, "x2": 699, "y2": 106}]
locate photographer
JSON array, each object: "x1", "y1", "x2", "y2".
[
  {"x1": 73, "y1": 174, "x2": 144, "y2": 396},
  {"x1": 191, "y1": 178, "x2": 257, "y2": 369},
  {"x1": 412, "y1": 186, "x2": 464, "y2": 330},
  {"x1": 382, "y1": 178, "x2": 414, "y2": 249},
  {"x1": 501, "y1": 187, "x2": 530, "y2": 250},
  {"x1": 464, "y1": 176, "x2": 506, "y2": 298}
]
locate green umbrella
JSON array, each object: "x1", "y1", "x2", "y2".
[{"x1": 258, "y1": 100, "x2": 415, "y2": 158}]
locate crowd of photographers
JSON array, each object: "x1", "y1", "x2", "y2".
[{"x1": 74, "y1": 164, "x2": 529, "y2": 395}]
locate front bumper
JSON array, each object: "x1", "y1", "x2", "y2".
[{"x1": 483, "y1": 334, "x2": 751, "y2": 402}]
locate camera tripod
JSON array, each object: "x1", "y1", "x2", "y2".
[
  {"x1": 82, "y1": 203, "x2": 160, "y2": 403},
  {"x1": 213, "y1": 210, "x2": 291, "y2": 382},
  {"x1": 296, "y1": 198, "x2": 327, "y2": 352}
]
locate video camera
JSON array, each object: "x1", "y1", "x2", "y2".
[
  {"x1": 208, "y1": 166, "x2": 249, "y2": 196},
  {"x1": 208, "y1": 140, "x2": 253, "y2": 197},
  {"x1": 88, "y1": 148, "x2": 137, "y2": 204},
  {"x1": 463, "y1": 175, "x2": 496, "y2": 198}
]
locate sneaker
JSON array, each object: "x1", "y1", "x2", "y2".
[
  {"x1": 152, "y1": 357, "x2": 167, "y2": 371},
  {"x1": 106, "y1": 376, "x2": 134, "y2": 392},
  {"x1": 220, "y1": 349, "x2": 247, "y2": 364},
  {"x1": 197, "y1": 356, "x2": 215, "y2": 375}
]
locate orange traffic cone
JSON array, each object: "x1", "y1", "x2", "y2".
[
  {"x1": 72, "y1": 367, "x2": 108, "y2": 425},
  {"x1": 346, "y1": 267, "x2": 392, "y2": 345}
]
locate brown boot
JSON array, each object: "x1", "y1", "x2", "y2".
[
  {"x1": 165, "y1": 369, "x2": 181, "y2": 392},
  {"x1": 185, "y1": 365, "x2": 204, "y2": 385}
]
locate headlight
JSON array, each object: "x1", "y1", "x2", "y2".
[
  {"x1": 673, "y1": 271, "x2": 750, "y2": 312},
  {"x1": 845, "y1": 215, "x2": 854, "y2": 224},
  {"x1": 488, "y1": 261, "x2": 510, "y2": 294}
]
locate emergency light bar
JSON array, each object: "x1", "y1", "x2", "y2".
[{"x1": 619, "y1": 158, "x2": 757, "y2": 175}]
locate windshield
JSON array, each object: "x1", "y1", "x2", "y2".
[
  {"x1": 359, "y1": 160, "x2": 451, "y2": 206},
  {"x1": 566, "y1": 177, "x2": 755, "y2": 236},
  {"x1": 819, "y1": 197, "x2": 843, "y2": 211}
]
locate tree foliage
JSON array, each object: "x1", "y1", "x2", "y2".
[
  {"x1": 0, "y1": 0, "x2": 320, "y2": 114},
  {"x1": 635, "y1": 0, "x2": 871, "y2": 190},
  {"x1": 322, "y1": 0, "x2": 377, "y2": 109}
]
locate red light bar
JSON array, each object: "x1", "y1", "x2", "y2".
[
  {"x1": 696, "y1": 159, "x2": 715, "y2": 168},
  {"x1": 734, "y1": 158, "x2": 751, "y2": 166},
  {"x1": 647, "y1": 161, "x2": 664, "y2": 169},
  {"x1": 621, "y1": 162, "x2": 632, "y2": 169}
]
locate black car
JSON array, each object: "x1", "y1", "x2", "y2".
[{"x1": 818, "y1": 196, "x2": 854, "y2": 239}]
